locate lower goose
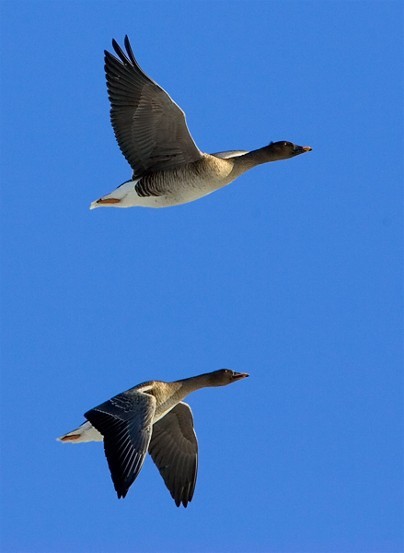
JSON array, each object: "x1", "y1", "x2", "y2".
[{"x1": 58, "y1": 369, "x2": 248, "y2": 507}]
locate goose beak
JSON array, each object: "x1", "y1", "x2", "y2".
[
  {"x1": 293, "y1": 144, "x2": 312, "y2": 155},
  {"x1": 231, "y1": 371, "x2": 249, "y2": 381}
]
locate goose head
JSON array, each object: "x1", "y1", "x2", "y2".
[
  {"x1": 268, "y1": 141, "x2": 312, "y2": 160},
  {"x1": 207, "y1": 369, "x2": 249, "y2": 386}
]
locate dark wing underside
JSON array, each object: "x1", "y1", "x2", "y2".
[
  {"x1": 149, "y1": 402, "x2": 198, "y2": 507},
  {"x1": 85, "y1": 390, "x2": 155, "y2": 499},
  {"x1": 105, "y1": 35, "x2": 203, "y2": 179}
]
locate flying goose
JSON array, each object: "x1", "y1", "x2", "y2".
[
  {"x1": 58, "y1": 369, "x2": 248, "y2": 507},
  {"x1": 90, "y1": 35, "x2": 312, "y2": 209}
]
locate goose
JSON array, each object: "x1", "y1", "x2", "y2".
[
  {"x1": 58, "y1": 369, "x2": 249, "y2": 507},
  {"x1": 90, "y1": 35, "x2": 312, "y2": 209}
]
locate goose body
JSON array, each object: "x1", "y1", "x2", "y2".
[
  {"x1": 91, "y1": 36, "x2": 312, "y2": 209},
  {"x1": 58, "y1": 369, "x2": 248, "y2": 507}
]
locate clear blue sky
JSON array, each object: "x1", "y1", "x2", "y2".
[{"x1": 1, "y1": 2, "x2": 403, "y2": 552}]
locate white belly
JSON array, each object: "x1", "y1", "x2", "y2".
[
  {"x1": 113, "y1": 177, "x2": 233, "y2": 208},
  {"x1": 91, "y1": 156, "x2": 237, "y2": 209}
]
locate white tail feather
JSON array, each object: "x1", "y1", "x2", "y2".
[{"x1": 57, "y1": 421, "x2": 103, "y2": 443}]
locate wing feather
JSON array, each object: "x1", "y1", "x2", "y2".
[
  {"x1": 149, "y1": 402, "x2": 198, "y2": 507},
  {"x1": 85, "y1": 390, "x2": 156, "y2": 499},
  {"x1": 105, "y1": 36, "x2": 203, "y2": 178}
]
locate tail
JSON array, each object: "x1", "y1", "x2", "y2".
[
  {"x1": 90, "y1": 180, "x2": 137, "y2": 209},
  {"x1": 57, "y1": 421, "x2": 103, "y2": 443}
]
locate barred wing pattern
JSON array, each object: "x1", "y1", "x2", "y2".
[{"x1": 85, "y1": 390, "x2": 156, "y2": 499}]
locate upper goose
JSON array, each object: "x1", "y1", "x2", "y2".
[
  {"x1": 58, "y1": 369, "x2": 248, "y2": 507},
  {"x1": 91, "y1": 35, "x2": 312, "y2": 209}
]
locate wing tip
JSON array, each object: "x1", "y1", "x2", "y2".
[{"x1": 116, "y1": 488, "x2": 128, "y2": 499}]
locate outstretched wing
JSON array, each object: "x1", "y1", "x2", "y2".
[
  {"x1": 85, "y1": 390, "x2": 156, "y2": 499},
  {"x1": 105, "y1": 36, "x2": 203, "y2": 178},
  {"x1": 148, "y1": 402, "x2": 198, "y2": 507}
]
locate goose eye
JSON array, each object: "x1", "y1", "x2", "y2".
[{"x1": 283, "y1": 142, "x2": 289, "y2": 147}]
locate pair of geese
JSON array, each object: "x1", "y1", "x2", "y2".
[{"x1": 59, "y1": 36, "x2": 312, "y2": 507}]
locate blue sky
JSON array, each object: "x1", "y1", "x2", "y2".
[{"x1": 1, "y1": 1, "x2": 403, "y2": 552}]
